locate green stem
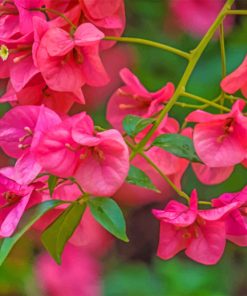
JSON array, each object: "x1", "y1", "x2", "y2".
[
  {"x1": 227, "y1": 10, "x2": 247, "y2": 15},
  {"x1": 219, "y1": 23, "x2": 227, "y2": 111},
  {"x1": 129, "y1": 0, "x2": 234, "y2": 161},
  {"x1": 219, "y1": 23, "x2": 227, "y2": 79},
  {"x1": 182, "y1": 92, "x2": 230, "y2": 112},
  {"x1": 140, "y1": 152, "x2": 190, "y2": 202},
  {"x1": 35, "y1": 7, "x2": 77, "y2": 30},
  {"x1": 104, "y1": 36, "x2": 190, "y2": 60}
]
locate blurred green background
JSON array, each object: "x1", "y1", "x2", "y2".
[{"x1": 1, "y1": 0, "x2": 247, "y2": 295}]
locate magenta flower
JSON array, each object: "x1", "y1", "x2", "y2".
[
  {"x1": 221, "y1": 55, "x2": 247, "y2": 98},
  {"x1": 183, "y1": 127, "x2": 234, "y2": 185},
  {"x1": 35, "y1": 21, "x2": 109, "y2": 100},
  {"x1": 1, "y1": 75, "x2": 81, "y2": 114},
  {"x1": 36, "y1": 244, "x2": 101, "y2": 296},
  {"x1": 0, "y1": 0, "x2": 44, "y2": 39},
  {"x1": 80, "y1": 0, "x2": 126, "y2": 49},
  {"x1": 212, "y1": 186, "x2": 247, "y2": 246},
  {"x1": 0, "y1": 168, "x2": 42, "y2": 237},
  {"x1": 186, "y1": 100, "x2": 247, "y2": 167},
  {"x1": 36, "y1": 113, "x2": 129, "y2": 196},
  {"x1": 169, "y1": 0, "x2": 234, "y2": 37},
  {"x1": 0, "y1": 105, "x2": 61, "y2": 184},
  {"x1": 107, "y1": 68, "x2": 174, "y2": 131},
  {"x1": 153, "y1": 190, "x2": 238, "y2": 265}
]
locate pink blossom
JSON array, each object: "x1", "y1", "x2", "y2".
[
  {"x1": 36, "y1": 113, "x2": 129, "y2": 196},
  {"x1": 153, "y1": 190, "x2": 238, "y2": 265},
  {"x1": 169, "y1": 0, "x2": 234, "y2": 37},
  {"x1": 35, "y1": 21, "x2": 109, "y2": 100},
  {"x1": 0, "y1": 105, "x2": 61, "y2": 184},
  {"x1": 183, "y1": 127, "x2": 234, "y2": 185},
  {"x1": 36, "y1": 244, "x2": 102, "y2": 296},
  {"x1": 1, "y1": 75, "x2": 80, "y2": 114},
  {"x1": 212, "y1": 186, "x2": 247, "y2": 246},
  {"x1": 107, "y1": 68, "x2": 174, "y2": 131},
  {"x1": 186, "y1": 100, "x2": 247, "y2": 167},
  {"x1": 221, "y1": 55, "x2": 247, "y2": 98},
  {"x1": 0, "y1": 167, "x2": 43, "y2": 237},
  {"x1": 0, "y1": 0, "x2": 44, "y2": 39},
  {"x1": 80, "y1": 0, "x2": 125, "y2": 49}
]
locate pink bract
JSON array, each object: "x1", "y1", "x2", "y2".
[
  {"x1": 35, "y1": 21, "x2": 109, "y2": 100},
  {"x1": 0, "y1": 105, "x2": 61, "y2": 184},
  {"x1": 0, "y1": 167, "x2": 43, "y2": 237},
  {"x1": 36, "y1": 244, "x2": 102, "y2": 296},
  {"x1": 186, "y1": 100, "x2": 247, "y2": 167},
  {"x1": 36, "y1": 112, "x2": 129, "y2": 196},
  {"x1": 221, "y1": 55, "x2": 247, "y2": 98},
  {"x1": 153, "y1": 190, "x2": 238, "y2": 265},
  {"x1": 212, "y1": 186, "x2": 247, "y2": 246},
  {"x1": 169, "y1": 0, "x2": 234, "y2": 37},
  {"x1": 107, "y1": 68, "x2": 175, "y2": 131}
]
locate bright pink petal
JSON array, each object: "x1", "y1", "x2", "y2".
[
  {"x1": 74, "y1": 23, "x2": 104, "y2": 46},
  {"x1": 156, "y1": 222, "x2": 187, "y2": 260},
  {"x1": 36, "y1": 119, "x2": 80, "y2": 178},
  {"x1": 192, "y1": 163, "x2": 234, "y2": 185},
  {"x1": 193, "y1": 121, "x2": 246, "y2": 167},
  {"x1": 43, "y1": 28, "x2": 74, "y2": 57},
  {"x1": 221, "y1": 55, "x2": 247, "y2": 94},
  {"x1": 153, "y1": 199, "x2": 197, "y2": 227},
  {"x1": 75, "y1": 130, "x2": 129, "y2": 196},
  {"x1": 185, "y1": 220, "x2": 226, "y2": 265},
  {"x1": 0, "y1": 193, "x2": 31, "y2": 237}
]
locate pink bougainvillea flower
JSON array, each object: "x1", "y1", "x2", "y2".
[
  {"x1": 221, "y1": 55, "x2": 247, "y2": 98},
  {"x1": 35, "y1": 21, "x2": 109, "y2": 100},
  {"x1": 169, "y1": 0, "x2": 234, "y2": 37},
  {"x1": 36, "y1": 112, "x2": 129, "y2": 196},
  {"x1": 0, "y1": 0, "x2": 44, "y2": 39},
  {"x1": 183, "y1": 127, "x2": 234, "y2": 185},
  {"x1": 153, "y1": 190, "x2": 238, "y2": 265},
  {"x1": 13, "y1": 0, "x2": 44, "y2": 35},
  {"x1": 0, "y1": 167, "x2": 43, "y2": 237},
  {"x1": 80, "y1": 0, "x2": 125, "y2": 49},
  {"x1": 1, "y1": 74, "x2": 80, "y2": 114},
  {"x1": 212, "y1": 186, "x2": 247, "y2": 246},
  {"x1": 186, "y1": 100, "x2": 247, "y2": 167},
  {"x1": 192, "y1": 163, "x2": 234, "y2": 185},
  {"x1": 0, "y1": 105, "x2": 61, "y2": 184},
  {"x1": 107, "y1": 68, "x2": 175, "y2": 131},
  {"x1": 36, "y1": 244, "x2": 102, "y2": 296}
]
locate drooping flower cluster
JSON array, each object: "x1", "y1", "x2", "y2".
[
  {"x1": 0, "y1": 0, "x2": 125, "y2": 112},
  {"x1": 0, "y1": 1, "x2": 247, "y2": 288}
]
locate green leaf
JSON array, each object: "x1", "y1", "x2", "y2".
[
  {"x1": 48, "y1": 175, "x2": 58, "y2": 197},
  {"x1": 42, "y1": 202, "x2": 86, "y2": 264},
  {"x1": 89, "y1": 198, "x2": 129, "y2": 242},
  {"x1": 126, "y1": 165, "x2": 160, "y2": 192},
  {"x1": 0, "y1": 200, "x2": 63, "y2": 265},
  {"x1": 123, "y1": 115, "x2": 154, "y2": 137},
  {"x1": 152, "y1": 134, "x2": 202, "y2": 163}
]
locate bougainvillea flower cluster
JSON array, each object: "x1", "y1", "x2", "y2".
[{"x1": 0, "y1": 2, "x2": 247, "y2": 292}]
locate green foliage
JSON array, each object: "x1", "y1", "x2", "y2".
[
  {"x1": 48, "y1": 175, "x2": 58, "y2": 197},
  {"x1": 0, "y1": 200, "x2": 63, "y2": 265},
  {"x1": 126, "y1": 165, "x2": 160, "y2": 192},
  {"x1": 152, "y1": 134, "x2": 201, "y2": 163},
  {"x1": 123, "y1": 115, "x2": 154, "y2": 137},
  {"x1": 42, "y1": 202, "x2": 86, "y2": 264},
  {"x1": 89, "y1": 197, "x2": 129, "y2": 242}
]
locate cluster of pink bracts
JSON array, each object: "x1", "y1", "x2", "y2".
[{"x1": 0, "y1": 4, "x2": 247, "y2": 292}]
